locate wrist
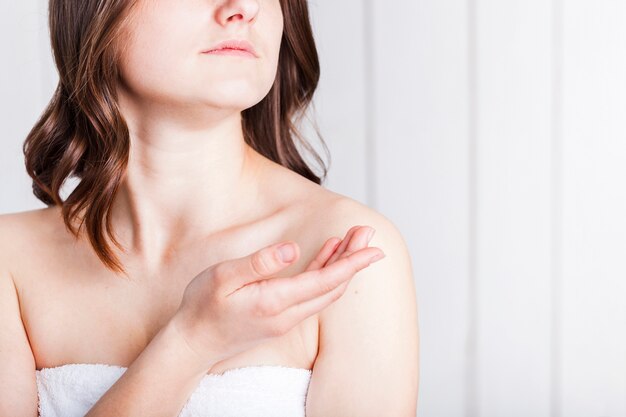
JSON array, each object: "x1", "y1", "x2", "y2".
[{"x1": 161, "y1": 317, "x2": 221, "y2": 374}]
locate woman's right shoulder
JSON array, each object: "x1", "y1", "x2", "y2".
[
  {"x1": 0, "y1": 206, "x2": 55, "y2": 239},
  {"x1": 0, "y1": 207, "x2": 61, "y2": 270},
  {"x1": 0, "y1": 209, "x2": 42, "y2": 417}
]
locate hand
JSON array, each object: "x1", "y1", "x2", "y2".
[{"x1": 170, "y1": 226, "x2": 385, "y2": 366}]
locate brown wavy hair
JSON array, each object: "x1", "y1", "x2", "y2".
[{"x1": 23, "y1": 0, "x2": 328, "y2": 276}]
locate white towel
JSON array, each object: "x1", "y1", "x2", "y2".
[{"x1": 36, "y1": 363, "x2": 312, "y2": 417}]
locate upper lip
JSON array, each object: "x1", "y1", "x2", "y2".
[{"x1": 202, "y1": 39, "x2": 258, "y2": 57}]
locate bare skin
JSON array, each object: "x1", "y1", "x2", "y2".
[
  {"x1": 0, "y1": 0, "x2": 419, "y2": 415},
  {"x1": 7, "y1": 164, "x2": 379, "y2": 376}
]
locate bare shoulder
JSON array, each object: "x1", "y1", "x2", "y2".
[
  {"x1": 0, "y1": 209, "x2": 54, "y2": 415},
  {"x1": 0, "y1": 207, "x2": 63, "y2": 279},
  {"x1": 307, "y1": 191, "x2": 415, "y2": 319},
  {"x1": 319, "y1": 192, "x2": 407, "y2": 239},
  {"x1": 293, "y1": 182, "x2": 410, "y2": 261},
  {"x1": 1, "y1": 205, "x2": 56, "y2": 233},
  {"x1": 0, "y1": 209, "x2": 40, "y2": 259},
  {"x1": 302, "y1": 189, "x2": 420, "y2": 416},
  {"x1": 0, "y1": 206, "x2": 58, "y2": 235}
]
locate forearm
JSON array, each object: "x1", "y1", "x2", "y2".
[{"x1": 84, "y1": 318, "x2": 218, "y2": 417}]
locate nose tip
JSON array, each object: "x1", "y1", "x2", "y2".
[{"x1": 215, "y1": 0, "x2": 260, "y2": 26}]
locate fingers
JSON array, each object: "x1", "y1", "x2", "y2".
[
  {"x1": 220, "y1": 241, "x2": 301, "y2": 295},
  {"x1": 220, "y1": 225, "x2": 377, "y2": 304},
  {"x1": 305, "y1": 237, "x2": 342, "y2": 272},
  {"x1": 260, "y1": 246, "x2": 384, "y2": 313},
  {"x1": 280, "y1": 278, "x2": 348, "y2": 326},
  {"x1": 278, "y1": 247, "x2": 385, "y2": 324},
  {"x1": 325, "y1": 225, "x2": 375, "y2": 265}
]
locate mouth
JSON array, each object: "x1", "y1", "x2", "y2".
[{"x1": 201, "y1": 39, "x2": 259, "y2": 58}]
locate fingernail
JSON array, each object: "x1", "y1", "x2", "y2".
[
  {"x1": 369, "y1": 252, "x2": 385, "y2": 263},
  {"x1": 277, "y1": 243, "x2": 296, "y2": 263},
  {"x1": 366, "y1": 227, "x2": 376, "y2": 244}
]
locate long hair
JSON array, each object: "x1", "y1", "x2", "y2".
[{"x1": 23, "y1": 0, "x2": 328, "y2": 276}]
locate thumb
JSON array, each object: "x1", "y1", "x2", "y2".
[{"x1": 223, "y1": 241, "x2": 300, "y2": 293}]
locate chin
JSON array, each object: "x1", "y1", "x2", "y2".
[{"x1": 199, "y1": 88, "x2": 269, "y2": 110}]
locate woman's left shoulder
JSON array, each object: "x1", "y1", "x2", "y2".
[
  {"x1": 304, "y1": 186, "x2": 410, "y2": 253},
  {"x1": 299, "y1": 186, "x2": 416, "y2": 317},
  {"x1": 302, "y1": 188, "x2": 420, "y2": 416}
]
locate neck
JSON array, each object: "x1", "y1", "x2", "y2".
[{"x1": 108, "y1": 106, "x2": 267, "y2": 265}]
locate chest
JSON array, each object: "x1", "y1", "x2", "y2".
[{"x1": 16, "y1": 241, "x2": 320, "y2": 374}]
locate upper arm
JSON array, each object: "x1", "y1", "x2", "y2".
[
  {"x1": 0, "y1": 215, "x2": 38, "y2": 417},
  {"x1": 305, "y1": 205, "x2": 420, "y2": 417}
]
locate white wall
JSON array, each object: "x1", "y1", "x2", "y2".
[
  {"x1": 0, "y1": 1, "x2": 52, "y2": 212},
  {"x1": 2, "y1": 1, "x2": 625, "y2": 416}
]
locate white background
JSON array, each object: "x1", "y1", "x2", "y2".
[{"x1": 1, "y1": 1, "x2": 625, "y2": 416}]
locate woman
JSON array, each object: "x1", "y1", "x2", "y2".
[{"x1": 0, "y1": 0, "x2": 420, "y2": 416}]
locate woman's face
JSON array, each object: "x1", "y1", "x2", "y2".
[{"x1": 117, "y1": 0, "x2": 283, "y2": 112}]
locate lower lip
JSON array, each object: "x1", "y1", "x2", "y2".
[{"x1": 202, "y1": 48, "x2": 256, "y2": 58}]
